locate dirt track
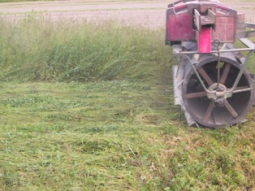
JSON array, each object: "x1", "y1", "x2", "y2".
[{"x1": 0, "y1": 0, "x2": 255, "y2": 26}]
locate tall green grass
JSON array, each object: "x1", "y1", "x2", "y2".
[{"x1": 0, "y1": 17, "x2": 171, "y2": 82}]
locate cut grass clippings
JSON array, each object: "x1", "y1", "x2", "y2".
[
  {"x1": 0, "y1": 16, "x2": 255, "y2": 190},
  {"x1": 1, "y1": 82, "x2": 255, "y2": 190}
]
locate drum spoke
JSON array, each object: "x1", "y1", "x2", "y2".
[
  {"x1": 220, "y1": 63, "x2": 231, "y2": 84},
  {"x1": 198, "y1": 67, "x2": 214, "y2": 86},
  {"x1": 203, "y1": 100, "x2": 215, "y2": 123},
  {"x1": 186, "y1": 91, "x2": 207, "y2": 99},
  {"x1": 224, "y1": 99, "x2": 238, "y2": 118}
]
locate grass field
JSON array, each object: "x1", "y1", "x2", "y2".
[{"x1": 0, "y1": 17, "x2": 255, "y2": 190}]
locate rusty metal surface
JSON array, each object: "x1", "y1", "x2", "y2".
[
  {"x1": 186, "y1": 91, "x2": 207, "y2": 99},
  {"x1": 203, "y1": 101, "x2": 215, "y2": 123},
  {"x1": 197, "y1": 67, "x2": 214, "y2": 86}
]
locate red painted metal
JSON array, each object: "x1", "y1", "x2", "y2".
[
  {"x1": 167, "y1": 13, "x2": 196, "y2": 41},
  {"x1": 199, "y1": 27, "x2": 212, "y2": 53},
  {"x1": 166, "y1": 0, "x2": 237, "y2": 44},
  {"x1": 213, "y1": 17, "x2": 235, "y2": 42}
]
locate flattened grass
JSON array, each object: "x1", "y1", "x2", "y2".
[
  {"x1": 1, "y1": 82, "x2": 255, "y2": 190},
  {"x1": 0, "y1": 81, "x2": 172, "y2": 190}
]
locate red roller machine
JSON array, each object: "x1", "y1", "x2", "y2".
[{"x1": 166, "y1": 0, "x2": 255, "y2": 128}]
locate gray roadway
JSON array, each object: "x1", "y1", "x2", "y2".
[{"x1": 0, "y1": 0, "x2": 254, "y2": 26}]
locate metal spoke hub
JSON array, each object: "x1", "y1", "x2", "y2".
[{"x1": 207, "y1": 83, "x2": 230, "y2": 101}]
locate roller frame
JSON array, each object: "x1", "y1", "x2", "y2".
[{"x1": 172, "y1": 39, "x2": 255, "y2": 127}]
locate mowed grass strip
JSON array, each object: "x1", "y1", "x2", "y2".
[
  {"x1": 0, "y1": 17, "x2": 254, "y2": 190},
  {"x1": 0, "y1": 81, "x2": 173, "y2": 190},
  {"x1": 1, "y1": 82, "x2": 255, "y2": 190}
]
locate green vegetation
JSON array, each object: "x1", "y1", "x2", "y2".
[
  {"x1": 0, "y1": 17, "x2": 255, "y2": 190},
  {"x1": 0, "y1": 17, "x2": 169, "y2": 82}
]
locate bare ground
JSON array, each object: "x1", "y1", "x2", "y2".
[{"x1": 0, "y1": 0, "x2": 255, "y2": 26}]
